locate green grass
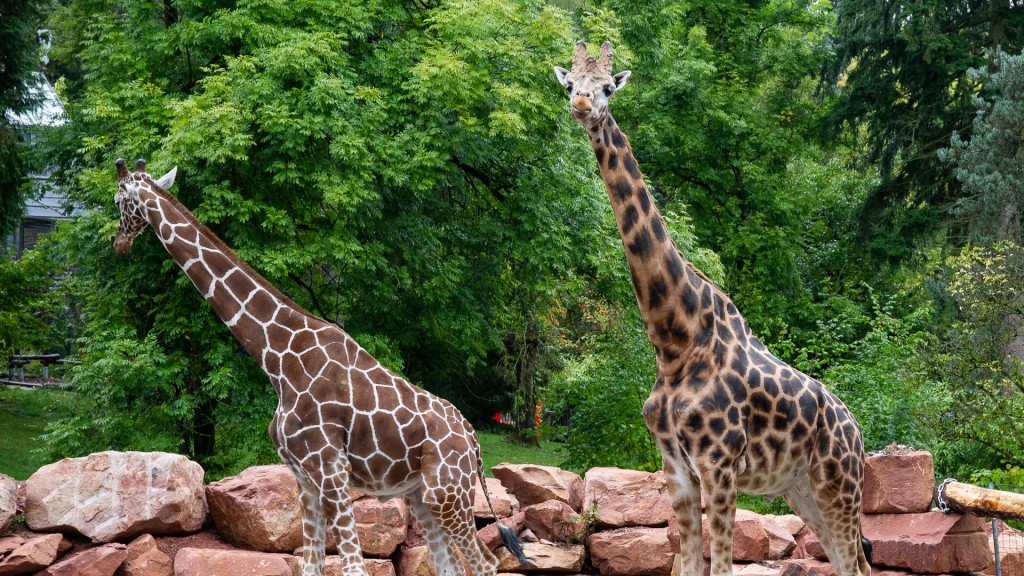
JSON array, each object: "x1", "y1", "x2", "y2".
[
  {"x1": 477, "y1": 430, "x2": 573, "y2": 476},
  {"x1": 0, "y1": 390, "x2": 572, "y2": 481},
  {"x1": 0, "y1": 387, "x2": 70, "y2": 480}
]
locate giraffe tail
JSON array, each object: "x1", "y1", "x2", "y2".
[
  {"x1": 475, "y1": 445, "x2": 531, "y2": 567},
  {"x1": 862, "y1": 535, "x2": 873, "y2": 564}
]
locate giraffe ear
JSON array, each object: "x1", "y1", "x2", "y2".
[
  {"x1": 155, "y1": 166, "x2": 177, "y2": 190},
  {"x1": 554, "y1": 66, "x2": 571, "y2": 88},
  {"x1": 613, "y1": 70, "x2": 631, "y2": 91}
]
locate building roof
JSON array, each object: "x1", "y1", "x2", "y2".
[{"x1": 5, "y1": 71, "x2": 65, "y2": 128}]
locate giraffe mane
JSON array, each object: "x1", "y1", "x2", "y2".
[{"x1": 145, "y1": 177, "x2": 319, "y2": 322}]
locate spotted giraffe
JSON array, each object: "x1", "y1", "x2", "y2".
[
  {"x1": 112, "y1": 159, "x2": 527, "y2": 576},
  {"x1": 554, "y1": 43, "x2": 871, "y2": 576}
]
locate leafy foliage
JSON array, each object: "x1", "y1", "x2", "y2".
[
  {"x1": 38, "y1": 0, "x2": 612, "y2": 474},
  {"x1": 821, "y1": 291, "x2": 937, "y2": 453},
  {"x1": 929, "y1": 243, "x2": 1024, "y2": 474},
  {"x1": 0, "y1": 239, "x2": 68, "y2": 360},
  {"x1": 825, "y1": 0, "x2": 1024, "y2": 255},
  {"x1": 942, "y1": 47, "x2": 1024, "y2": 243}
]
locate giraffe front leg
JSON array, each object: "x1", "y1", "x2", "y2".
[
  {"x1": 321, "y1": 457, "x2": 370, "y2": 576},
  {"x1": 701, "y1": 466, "x2": 737, "y2": 576},
  {"x1": 295, "y1": 479, "x2": 328, "y2": 576},
  {"x1": 662, "y1": 457, "x2": 706, "y2": 576}
]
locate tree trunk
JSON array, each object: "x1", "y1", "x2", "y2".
[
  {"x1": 937, "y1": 481, "x2": 1024, "y2": 522},
  {"x1": 990, "y1": 0, "x2": 1010, "y2": 51}
]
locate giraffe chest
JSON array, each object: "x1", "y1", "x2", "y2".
[{"x1": 644, "y1": 356, "x2": 825, "y2": 494}]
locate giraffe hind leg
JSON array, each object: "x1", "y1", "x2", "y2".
[
  {"x1": 406, "y1": 491, "x2": 466, "y2": 576},
  {"x1": 661, "y1": 457, "x2": 708, "y2": 576},
  {"x1": 784, "y1": 477, "x2": 869, "y2": 576},
  {"x1": 422, "y1": 484, "x2": 501, "y2": 576}
]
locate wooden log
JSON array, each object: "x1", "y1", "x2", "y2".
[{"x1": 937, "y1": 480, "x2": 1024, "y2": 522}]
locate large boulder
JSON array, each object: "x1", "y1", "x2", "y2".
[
  {"x1": 496, "y1": 542, "x2": 585, "y2": 573},
  {"x1": 172, "y1": 548, "x2": 293, "y2": 576},
  {"x1": 473, "y1": 477, "x2": 518, "y2": 521},
  {"x1": 862, "y1": 447, "x2": 935, "y2": 514},
  {"x1": 36, "y1": 543, "x2": 127, "y2": 576},
  {"x1": 0, "y1": 475, "x2": 16, "y2": 535},
  {"x1": 491, "y1": 464, "x2": 584, "y2": 511},
  {"x1": 522, "y1": 501, "x2": 584, "y2": 543},
  {"x1": 720, "y1": 510, "x2": 795, "y2": 561},
  {"x1": 863, "y1": 512, "x2": 993, "y2": 574},
  {"x1": 589, "y1": 527, "x2": 675, "y2": 576},
  {"x1": 667, "y1": 511, "x2": 795, "y2": 562},
  {"x1": 582, "y1": 468, "x2": 674, "y2": 529},
  {"x1": 24, "y1": 452, "x2": 206, "y2": 542},
  {"x1": 0, "y1": 533, "x2": 71, "y2": 575},
  {"x1": 205, "y1": 465, "x2": 302, "y2": 553},
  {"x1": 346, "y1": 496, "x2": 408, "y2": 557}
]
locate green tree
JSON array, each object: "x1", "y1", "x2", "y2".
[
  {"x1": 41, "y1": 0, "x2": 606, "y2": 472},
  {"x1": 942, "y1": 48, "x2": 1024, "y2": 243},
  {"x1": 930, "y1": 243, "x2": 1024, "y2": 475},
  {"x1": 825, "y1": 0, "x2": 1024, "y2": 259},
  {"x1": 0, "y1": 0, "x2": 52, "y2": 237},
  {"x1": 568, "y1": 1, "x2": 876, "y2": 354}
]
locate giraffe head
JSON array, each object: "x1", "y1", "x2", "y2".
[
  {"x1": 113, "y1": 158, "x2": 177, "y2": 254},
  {"x1": 554, "y1": 41, "x2": 631, "y2": 129}
]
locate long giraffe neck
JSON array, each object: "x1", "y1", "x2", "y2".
[
  {"x1": 137, "y1": 187, "x2": 325, "y2": 383},
  {"x1": 590, "y1": 114, "x2": 719, "y2": 366}
]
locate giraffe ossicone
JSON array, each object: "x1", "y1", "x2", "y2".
[
  {"x1": 554, "y1": 42, "x2": 872, "y2": 576},
  {"x1": 112, "y1": 159, "x2": 528, "y2": 576}
]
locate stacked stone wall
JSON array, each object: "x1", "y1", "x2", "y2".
[{"x1": 0, "y1": 447, "x2": 1018, "y2": 576}]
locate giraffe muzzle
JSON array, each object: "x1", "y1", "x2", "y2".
[{"x1": 113, "y1": 233, "x2": 135, "y2": 254}]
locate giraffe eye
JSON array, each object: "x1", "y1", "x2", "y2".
[
  {"x1": 565, "y1": 83, "x2": 573, "y2": 94},
  {"x1": 603, "y1": 84, "x2": 614, "y2": 97}
]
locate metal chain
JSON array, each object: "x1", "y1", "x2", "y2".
[{"x1": 935, "y1": 478, "x2": 956, "y2": 513}]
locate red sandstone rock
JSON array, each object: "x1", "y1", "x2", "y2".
[
  {"x1": 733, "y1": 563, "x2": 784, "y2": 576},
  {"x1": 36, "y1": 542, "x2": 127, "y2": 576},
  {"x1": 0, "y1": 475, "x2": 16, "y2": 535},
  {"x1": 983, "y1": 522, "x2": 1024, "y2": 576},
  {"x1": 773, "y1": 514, "x2": 806, "y2": 538},
  {"x1": 118, "y1": 534, "x2": 173, "y2": 576},
  {"x1": 779, "y1": 558, "x2": 838, "y2": 576},
  {"x1": 0, "y1": 533, "x2": 70, "y2": 575},
  {"x1": 699, "y1": 510, "x2": 794, "y2": 562},
  {"x1": 667, "y1": 511, "x2": 795, "y2": 563},
  {"x1": 24, "y1": 451, "x2": 206, "y2": 542},
  {"x1": 395, "y1": 545, "x2": 434, "y2": 576},
  {"x1": 478, "y1": 512, "x2": 527, "y2": 551},
  {"x1": 582, "y1": 467, "x2": 674, "y2": 529},
  {"x1": 497, "y1": 541, "x2": 585, "y2": 572},
  {"x1": 205, "y1": 465, "x2": 302, "y2": 553},
  {"x1": 347, "y1": 496, "x2": 408, "y2": 557},
  {"x1": 522, "y1": 501, "x2": 584, "y2": 543},
  {"x1": 0, "y1": 536, "x2": 24, "y2": 557},
  {"x1": 589, "y1": 527, "x2": 675, "y2": 576},
  {"x1": 491, "y1": 464, "x2": 584, "y2": 511},
  {"x1": 862, "y1": 511, "x2": 993, "y2": 573},
  {"x1": 321, "y1": 557, "x2": 396, "y2": 576},
  {"x1": 862, "y1": 449, "x2": 934, "y2": 514},
  {"x1": 172, "y1": 547, "x2": 293, "y2": 576},
  {"x1": 473, "y1": 477, "x2": 518, "y2": 520},
  {"x1": 790, "y1": 526, "x2": 827, "y2": 560}
]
